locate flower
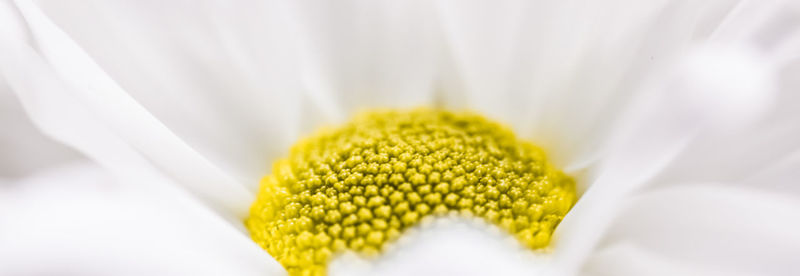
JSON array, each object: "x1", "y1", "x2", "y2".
[{"x1": 2, "y1": 0, "x2": 800, "y2": 275}]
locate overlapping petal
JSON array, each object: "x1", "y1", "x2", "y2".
[
  {"x1": 0, "y1": 0, "x2": 252, "y2": 216},
  {"x1": 1, "y1": 0, "x2": 799, "y2": 275},
  {"x1": 0, "y1": 161, "x2": 285, "y2": 275}
]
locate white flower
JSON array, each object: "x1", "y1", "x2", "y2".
[{"x1": 2, "y1": 0, "x2": 800, "y2": 275}]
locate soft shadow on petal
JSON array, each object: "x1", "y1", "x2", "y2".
[
  {"x1": 553, "y1": 2, "x2": 800, "y2": 274},
  {"x1": 642, "y1": 2, "x2": 800, "y2": 188},
  {"x1": 28, "y1": 0, "x2": 449, "y2": 185},
  {"x1": 433, "y1": 0, "x2": 745, "y2": 170},
  {"x1": 742, "y1": 148, "x2": 800, "y2": 195},
  {"x1": 328, "y1": 218, "x2": 550, "y2": 276},
  {"x1": 0, "y1": 78, "x2": 81, "y2": 178},
  {"x1": 27, "y1": 0, "x2": 310, "y2": 187},
  {"x1": 582, "y1": 243, "x2": 754, "y2": 276},
  {"x1": 0, "y1": 161, "x2": 285, "y2": 276},
  {"x1": 0, "y1": 0, "x2": 251, "y2": 217},
  {"x1": 287, "y1": 0, "x2": 441, "y2": 118},
  {"x1": 582, "y1": 185, "x2": 800, "y2": 276}
]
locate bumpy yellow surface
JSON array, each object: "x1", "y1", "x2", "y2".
[{"x1": 246, "y1": 108, "x2": 576, "y2": 276}]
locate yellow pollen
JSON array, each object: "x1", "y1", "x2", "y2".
[{"x1": 246, "y1": 108, "x2": 576, "y2": 275}]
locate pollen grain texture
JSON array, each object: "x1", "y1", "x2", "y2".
[{"x1": 246, "y1": 108, "x2": 576, "y2": 276}]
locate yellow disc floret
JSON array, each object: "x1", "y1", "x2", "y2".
[{"x1": 246, "y1": 108, "x2": 576, "y2": 275}]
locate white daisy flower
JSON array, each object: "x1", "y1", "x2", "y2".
[{"x1": 2, "y1": 0, "x2": 800, "y2": 275}]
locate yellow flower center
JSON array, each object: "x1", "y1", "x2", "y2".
[{"x1": 246, "y1": 108, "x2": 576, "y2": 275}]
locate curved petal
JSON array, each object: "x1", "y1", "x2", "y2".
[
  {"x1": 0, "y1": 78, "x2": 81, "y2": 178},
  {"x1": 552, "y1": 1, "x2": 800, "y2": 272},
  {"x1": 0, "y1": 0, "x2": 251, "y2": 216},
  {"x1": 328, "y1": 218, "x2": 550, "y2": 276},
  {"x1": 639, "y1": 1, "x2": 800, "y2": 187},
  {"x1": 0, "y1": 161, "x2": 285, "y2": 276},
  {"x1": 26, "y1": 0, "x2": 307, "y2": 186},
  {"x1": 581, "y1": 185, "x2": 800, "y2": 275},
  {"x1": 29, "y1": 0, "x2": 446, "y2": 185},
  {"x1": 582, "y1": 243, "x2": 754, "y2": 276},
  {"x1": 741, "y1": 149, "x2": 800, "y2": 195},
  {"x1": 286, "y1": 0, "x2": 442, "y2": 117},
  {"x1": 433, "y1": 0, "x2": 753, "y2": 169}
]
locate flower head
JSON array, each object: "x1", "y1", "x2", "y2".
[{"x1": 2, "y1": 0, "x2": 800, "y2": 275}]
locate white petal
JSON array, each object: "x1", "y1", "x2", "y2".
[
  {"x1": 554, "y1": 44, "x2": 783, "y2": 268},
  {"x1": 0, "y1": 0, "x2": 251, "y2": 216},
  {"x1": 582, "y1": 243, "x2": 754, "y2": 276},
  {"x1": 287, "y1": 0, "x2": 441, "y2": 116},
  {"x1": 0, "y1": 161, "x2": 285, "y2": 276},
  {"x1": 581, "y1": 185, "x2": 800, "y2": 275},
  {"x1": 633, "y1": 3, "x2": 800, "y2": 188},
  {"x1": 328, "y1": 218, "x2": 550, "y2": 276},
  {"x1": 29, "y1": 0, "x2": 446, "y2": 186},
  {"x1": 0, "y1": 77, "x2": 81, "y2": 178},
  {"x1": 553, "y1": 3, "x2": 800, "y2": 271},
  {"x1": 433, "y1": 0, "x2": 754, "y2": 169},
  {"x1": 742, "y1": 149, "x2": 800, "y2": 195},
  {"x1": 24, "y1": 0, "x2": 308, "y2": 187}
]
